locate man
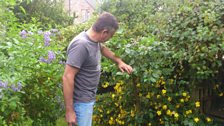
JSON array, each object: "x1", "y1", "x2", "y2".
[{"x1": 62, "y1": 12, "x2": 133, "y2": 126}]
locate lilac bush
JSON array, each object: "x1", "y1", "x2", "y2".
[{"x1": 1, "y1": 8, "x2": 65, "y2": 126}]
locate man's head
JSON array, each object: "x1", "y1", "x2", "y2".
[{"x1": 92, "y1": 12, "x2": 119, "y2": 42}]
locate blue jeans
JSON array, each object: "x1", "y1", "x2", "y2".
[{"x1": 74, "y1": 101, "x2": 95, "y2": 126}]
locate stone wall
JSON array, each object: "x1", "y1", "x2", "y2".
[{"x1": 64, "y1": 0, "x2": 96, "y2": 24}]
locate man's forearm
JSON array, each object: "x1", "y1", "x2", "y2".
[
  {"x1": 101, "y1": 45, "x2": 133, "y2": 74},
  {"x1": 63, "y1": 76, "x2": 75, "y2": 111},
  {"x1": 101, "y1": 46, "x2": 122, "y2": 64}
]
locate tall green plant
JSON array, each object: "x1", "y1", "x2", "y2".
[{"x1": 0, "y1": 0, "x2": 65, "y2": 125}]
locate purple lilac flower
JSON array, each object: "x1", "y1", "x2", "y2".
[
  {"x1": 44, "y1": 31, "x2": 51, "y2": 46},
  {"x1": 11, "y1": 84, "x2": 19, "y2": 92},
  {"x1": 0, "y1": 81, "x2": 8, "y2": 88},
  {"x1": 39, "y1": 57, "x2": 49, "y2": 63},
  {"x1": 11, "y1": 82, "x2": 22, "y2": 92},
  {"x1": 0, "y1": 81, "x2": 22, "y2": 92},
  {"x1": 48, "y1": 51, "x2": 56, "y2": 61},
  {"x1": 39, "y1": 51, "x2": 56, "y2": 63},
  {"x1": 20, "y1": 30, "x2": 27, "y2": 38}
]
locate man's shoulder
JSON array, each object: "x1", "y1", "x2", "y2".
[
  {"x1": 70, "y1": 34, "x2": 88, "y2": 46},
  {"x1": 67, "y1": 35, "x2": 89, "y2": 53},
  {"x1": 72, "y1": 32, "x2": 89, "y2": 44}
]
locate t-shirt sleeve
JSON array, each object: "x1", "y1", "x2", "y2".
[{"x1": 66, "y1": 41, "x2": 88, "y2": 69}]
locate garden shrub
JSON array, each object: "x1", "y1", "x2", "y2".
[
  {"x1": 0, "y1": 0, "x2": 65, "y2": 125},
  {"x1": 94, "y1": 33, "x2": 215, "y2": 125}
]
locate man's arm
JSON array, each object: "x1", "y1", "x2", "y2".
[
  {"x1": 62, "y1": 64, "x2": 79, "y2": 126},
  {"x1": 101, "y1": 45, "x2": 133, "y2": 74}
]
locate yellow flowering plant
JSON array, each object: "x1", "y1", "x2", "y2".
[{"x1": 93, "y1": 0, "x2": 223, "y2": 125}]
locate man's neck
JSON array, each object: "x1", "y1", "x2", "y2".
[{"x1": 86, "y1": 28, "x2": 99, "y2": 43}]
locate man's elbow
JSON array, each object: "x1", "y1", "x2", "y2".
[
  {"x1": 62, "y1": 74, "x2": 74, "y2": 84},
  {"x1": 62, "y1": 74, "x2": 68, "y2": 84}
]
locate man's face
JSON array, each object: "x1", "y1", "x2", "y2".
[{"x1": 99, "y1": 29, "x2": 115, "y2": 43}]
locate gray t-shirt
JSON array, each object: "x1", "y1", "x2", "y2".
[{"x1": 66, "y1": 31, "x2": 101, "y2": 103}]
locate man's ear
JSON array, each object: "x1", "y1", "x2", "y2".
[
  {"x1": 102, "y1": 29, "x2": 109, "y2": 34},
  {"x1": 101, "y1": 29, "x2": 109, "y2": 38}
]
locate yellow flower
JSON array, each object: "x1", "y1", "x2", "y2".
[
  {"x1": 109, "y1": 117, "x2": 114, "y2": 125},
  {"x1": 175, "y1": 104, "x2": 180, "y2": 108},
  {"x1": 102, "y1": 82, "x2": 109, "y2": 88},
  {"x1": 185, "y1": 110, "x2": 192, "y2": 115},
  {"x1": 157, "y1": 95, "x2": 161, "y2": 99},
  {"x1": 168, "y1": 97, "x2": 172, "y2": 102},
  {"x1": 162, "y1": 105, "x2": 167, "y2": 110},
  {"x1": 206, "y1": 117, "x2": 212, "y2": 122},
  {"x1": 157, "y1": 111, "x2": 162, "y2": 116},
  {"x1": 195, "y1": 101, "x2": 200, "y2": 107},
  {"x1": 148, "y1": 123, "x2": 152, "y2": 126},
  {"x1": 169, "y1": 79, "x2": 174, "y2": 84},
  {"x1": 219, "y1": 93, "x2": 223, "y2": 96},
  {"x1": 136, "y1": 83, "x2": 141, "y2": 87},
  {"x1": 114, "y1": 83, "x2": 122, "y2": 93},
  {"x1": 146, "y1": 93, "x2": 151, "y2": 99},
  {"x1": 160, "y1": 118, "x2": 164, "y2": 124},
  {"x1": 180, "y1": 98, "x2": 184, "y2": 103},
  {"x1": 174, "y1": 113, "x2": 179, "y2": 118},
  {"x1": 116, "y1": 119, "x2": 124, "y2": 125},
  {"x1": 182, "y1": 92, "x2": 187, "y2": 97},
  {"x1": 162, "y1": 89, "x2": 167, "y2": 94},
  {"x1": 161, "y1": 81, "x2": 165, "y2": 85},
  {"x1": 112, "y1": 94, "x2": 115, "y2": 99},
  {"x1": 194, "y1": 117, "x2": 200, "y2": 123},
  {"x1": 98, "y1": 108, "x2": 103, "y2": 113},
  {"x1": 166, "y1": 110, "x2": 172, "y2": 116},
  {"x1": 139, "y1": 93, "x2": 142, "y2": 97},
  {"x1": 215, "y1": 84, "x2": 219, "y2": 88},
  {"x1": 131, "y1": 110, "x2": 135, "y2": 117}
]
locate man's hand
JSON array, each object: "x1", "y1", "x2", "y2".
[
  {"x1": 65, "y1": 110, "x2": 77, "y2": 126},
  {"x1": 118, "y1": 61, "x2": 133, "y2": 74}
]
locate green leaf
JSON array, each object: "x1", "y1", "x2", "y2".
[{"x1": 19, "y1": 6, "x2": 26, "y2": 14}]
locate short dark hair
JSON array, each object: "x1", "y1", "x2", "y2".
[{"x1": 92, "y1": 12, "x2": 119, "y2": 33}]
